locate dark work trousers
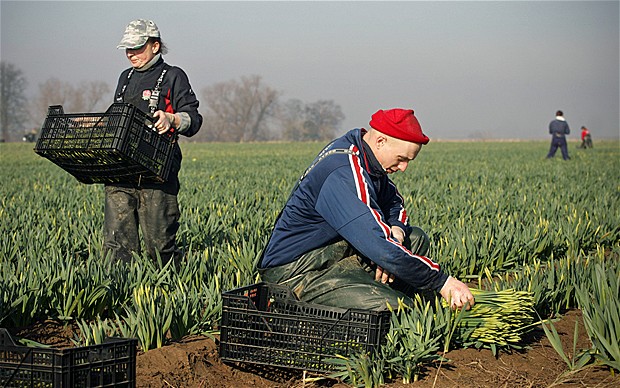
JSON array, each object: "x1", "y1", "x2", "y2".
[
  {"x1": 547, "y1": 136, "x2": 570, "y2": 160},
  {"x1": 259, "y1": 227, "x2": 431, "y2": 311},
  {"x1": 104, "y1": 185, "x2": 181, "y2": 266},
  {"x1": 579, "y1": 135, "x2": 593, "y2": 149}
]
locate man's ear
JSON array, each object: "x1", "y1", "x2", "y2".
[{"x1": 376, "y1": 134, "x2": 387, "y2": 149}]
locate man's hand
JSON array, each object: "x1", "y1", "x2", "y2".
[
  {"x1": 374, "y1": 227, "x2": 404, "y2": 283},
  {"x1": 439, "y1": 276, "x2": 475, "y2": 310},
  {"x1": 374, "y1": 264, "x2": 395, "y2": 284},
  {"x1": 391, "y1": 226, "x2": 405, "y2": 244}
]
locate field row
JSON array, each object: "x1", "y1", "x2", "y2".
[{"x1": 1, "y1": 140, "x2": 618, "y2": 381}]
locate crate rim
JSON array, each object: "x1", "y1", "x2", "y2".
[{"x1": 222, "y1": 282, "x2": 392, "y2": 317}]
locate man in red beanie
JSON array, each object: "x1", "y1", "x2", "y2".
[{"x1": 257, "y1": 108, "x2": 474, "y2": 311}]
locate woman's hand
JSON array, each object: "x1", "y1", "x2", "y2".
[{"x1": 153, "y1": 110, "x2": 176, "y2": 134}]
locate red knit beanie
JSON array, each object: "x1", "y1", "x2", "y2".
[{"x1": 369, "y1": 108, "x2": 429, "y2": 144}]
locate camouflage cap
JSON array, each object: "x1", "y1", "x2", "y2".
[{"x1": 117, "y1": 19, "x2": 160, "y2": 49}]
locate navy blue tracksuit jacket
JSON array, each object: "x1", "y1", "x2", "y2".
[{"x1": 260, "y1": 128, "x2": 448, "y2": 292}]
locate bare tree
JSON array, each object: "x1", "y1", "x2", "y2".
[
  {"x1": 200, "y1": 75, "x2": 279, "y2": 142},
  {"x1": 74, "y1": 81, "x2": 111, "y2": 112},
  {"x1": 278, "y1": 99, "x2": 305, "y2": 141},
  {"x1": 31, "y1": 78, "x2": 111, "y2": 129},
  {"x1": 31, "y1": 78, "x2": 73, "y2": 128},
  {"x1": 278, "y1": 99, "x2": 345, "y2": 141},
  {"x1": 304, "y1": 100, "x2": 345, "y2": 141},
  {"x1": 0, "y1": 62, "x2": 29, "y2": 142}
]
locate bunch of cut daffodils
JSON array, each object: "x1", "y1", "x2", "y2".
[{"x1": 446, "y1": 288, "x2": 535, "y2": 354}]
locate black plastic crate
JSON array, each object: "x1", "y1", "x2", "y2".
[
  {"x1": 219, "y1": 282, "x2": 391, "y2": 373},
  {"x1": 0, "y1": 328, "x2": 137, "y2": 388},
  {"x1": 34, "y1": 103, "x2": 178, "y2": 184}
]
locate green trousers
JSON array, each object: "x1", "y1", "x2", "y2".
[
  {"x1": 103, "y1": 184, "x2": 181, "y2": 265},
  {"x1": 259, "y1": 227, "x2": 430, "y2": 311}
]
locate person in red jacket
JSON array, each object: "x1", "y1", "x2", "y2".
[
  {"x1": 579, "y1": 126, "x2": 593, "y2": 149},
  {"x1": 258, "y1": 108, "x2": 474, "y2": 311}
]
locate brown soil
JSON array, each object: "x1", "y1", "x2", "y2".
[{"x1": 10, "y1": 309, "x2": 619, "y2": 388}]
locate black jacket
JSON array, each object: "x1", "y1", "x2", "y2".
[{"x1": 113, "y1": 57, "x2": 203, "y2": 191}]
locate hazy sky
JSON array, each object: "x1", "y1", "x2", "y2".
[{"x1": 2, "y1": 1, "x2": 619, "y2": 140}]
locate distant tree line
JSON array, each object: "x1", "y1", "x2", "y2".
[{"x1": 0, "y1": 61, "x2": 344, "y2": 142}]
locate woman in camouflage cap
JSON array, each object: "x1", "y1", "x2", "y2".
[{"x1": 104, "y1": 19, "x2": 203, "y2": 266}]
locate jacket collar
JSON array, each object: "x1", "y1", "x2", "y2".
[
  {"x1": 357, "y1": 129, "x2": 386, "y2": 177},
  {"x1": 136, "y1": 54, "x2": 163, "y2": 72}
]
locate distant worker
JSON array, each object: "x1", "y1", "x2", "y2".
[
  {"x1": 22, "y1": 131, "x2": 37, "y2": 143},
  {"x1": 104, "y1": 19, "x2": 203, "y2": 265},
  {"x1": 579, "y1": 126, "x2": 593, "y2": 149},
  {"x1": 546, "y1": 110, "x2": 570, "y2": 160},
  {"x1": 257, "y1": 108, "x2": 475, "y2": 312}
]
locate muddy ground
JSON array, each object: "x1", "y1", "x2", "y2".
[{"x1": 10, "y1": 309, "x2": 619, "y2": 387}]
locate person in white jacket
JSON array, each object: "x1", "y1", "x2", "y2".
[{"x1": 546, "y1": 110, "x2": 571, "y2": 160}]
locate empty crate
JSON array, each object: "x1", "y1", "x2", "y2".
[
  {"x1": 0, "y1": 328, "x2": 137, "y2": 388},
  {"x1": 219, "y1": 282, "x2": 391, "y2": 373}
]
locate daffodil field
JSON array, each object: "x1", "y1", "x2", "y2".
[{"x1": 1, "y1": 140, "x2": 618, "y2": 383}]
